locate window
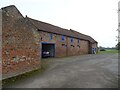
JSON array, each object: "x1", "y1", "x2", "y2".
[
  {"x1": 41, "y1": 37, "x2": 42, "y2": 41},
  {"x1": 78, "y1": 39, "x2": 80, "y2": 43},
  {"x1": 71, "y1": 45, "x2": 74, "y2": 47},
  {"x1": 50, "y1": 33, "x2": 53, "y2": 40},
  {"x1": 77, "y1": 45, "x2": 80, "y2": 48},
  {"x1": 61, "y1": 43, "x2": 67, "y2": 48},
  {"x1": 62, "y1": 43, "x2": 65, "y2": 46},
  {"x1": 65, "y1": 45, "x2": 67, "y2": 47},
  {"x1": 62, "y1": 35, "x2": 65, "y2": 41},
  {"x1": 71, "y1": 38, "x2": 74, "y2": 42}
]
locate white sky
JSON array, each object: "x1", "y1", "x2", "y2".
[{"x1": 0, "y1": 0, "x2": 119, "y2": 47}]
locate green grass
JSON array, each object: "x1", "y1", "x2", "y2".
[{"x1": 98, "y1": 49, "x2": 119, "y2": 54}]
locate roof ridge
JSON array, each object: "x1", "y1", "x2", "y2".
[
  {"x1": 26, "y1": 16, "x2": 68, "y2": 31},
  {"x1": 70, "y1": 29, "x2": 90, "y2": 37},
  {"x1": 1, "y1": 5, "x2": 16, "y2": 9}
]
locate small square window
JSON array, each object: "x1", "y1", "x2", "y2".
[
  {"x1": 71, "y1": 45, "x2": 74, "y2": 47},
  {"x1": 77, "y1": 45, "x2": 80, "y2": 48},
  {"x1": 62, "y1": 43, "x2": 65, "y2": 46},
  {"x1": 62, "y1": 35, "x2": 65, "y2": 41},
  {"x1": 71, "y1": 38, "x2": 74, "y2": 42},
  {"x1": 41, "y1": 37, "x2": 42, "y2": 41},
  {"x1": 50, "y1": 33, "x2": 53, "y2": 40},
  {"x1": 78, "y1": 39, "x2": 80, "y2": 43}
]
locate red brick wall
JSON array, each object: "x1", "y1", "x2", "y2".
[
  {"x1": 39, "y1": 31, "x2": 67, "y2": 57},
  {"x1": 67, "y1": 38, "x2": 89, "y2": 56},
  {"x1": 92, "y1": 43, "x2": 98, "y2": 53},
  {"x1": 92, "y1": 43, "x2": 97, "y2": 48},
  {"x1": 56, "y1": 35, "x2": 67, "y2": 57},
  {"x1": 67, "y1": 37, "x2": 79, "y2": 56},
  {"x1": 79, "y1": 40, "x2": 89, "y2": 54},
  {"x1": 39, "y1": 31, "x2": 90, "y2": 57},
  {"x1": 2, "y1": 6, "x2": 41, "y2": 79}
]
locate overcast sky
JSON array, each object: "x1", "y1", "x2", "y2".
[{"x1": 0, "y1": 0, "x2": 119, "y2": 47}]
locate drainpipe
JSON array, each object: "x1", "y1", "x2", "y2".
[{"x1": 66, "y1": 37, "x2": 68, "y2": 56}]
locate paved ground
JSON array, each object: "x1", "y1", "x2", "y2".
[{"x1": 3, "y1": 53, "x2": 118, "y2": 88}]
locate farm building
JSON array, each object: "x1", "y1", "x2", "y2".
[{"x1": 1, "y1": 5, "x2": 98, "y2": 79}]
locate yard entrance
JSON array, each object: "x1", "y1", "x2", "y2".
[{"x1": 42, "y1": 43, "x2": 55, "y2": 58}]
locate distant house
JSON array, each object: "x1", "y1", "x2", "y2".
[{"x1": 1, "y1": 5, "x2": 98, "y2": 79}]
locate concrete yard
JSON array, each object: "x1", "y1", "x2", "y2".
[{"x1": 3, "y1": 53, "x2": 118, "y2": 88}]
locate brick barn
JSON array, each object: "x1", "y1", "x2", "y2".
[{"x1": 1, "y1": 5, "x2": 98, "y2": 79}]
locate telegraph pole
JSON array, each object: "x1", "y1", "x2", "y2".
[
  {"x1": 118, "y1": 1, "x2": 120, "y2": 42},
  {"x1": 118, "y1": 2, "x2": 120, "y2": 89}
]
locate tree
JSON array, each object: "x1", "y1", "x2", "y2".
[{"x1": 116, "y1": 42, "x2": 120, "y2": 50}]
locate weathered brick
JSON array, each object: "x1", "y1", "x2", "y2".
[{"x1": 2, "y1": 5, "x2": 41, "y2": 79}]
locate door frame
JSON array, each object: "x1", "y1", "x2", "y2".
[{"x1": 41, "y1": 42, "x2": 56, "y2": 58}]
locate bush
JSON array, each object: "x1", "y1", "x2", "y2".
[{"x1": 100, "y1": 49, "x2": 106, "y2": 51}]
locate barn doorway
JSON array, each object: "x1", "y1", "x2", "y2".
[{"x1": 42, "y1": 43, "x2": 55, "y2": 58}]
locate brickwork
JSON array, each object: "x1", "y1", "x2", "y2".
[
  {"x1": 39, "y1": 31, "x2": 67, "y2": 57},
  {"x1": 39, "y1": 31, "x2": 90, "y2": 57},
  {"x1": 2, "y1": 5, "x2": 41, "y2": 79},
  {"x1": 79, "y1": 40, "x2": 89, "y2": 54},
  {"x1": 92, "y1": 43, "x2": 98, "y2": 53},
  {"x1": 56, "y1": 35, "x2": 67, "y2": 57},
  {"x1": 67, "y1": 37, "x2": 79, "y2": 56},
  {"x1": 92, "y1": 43, "x2": 97, "y2": 48}
]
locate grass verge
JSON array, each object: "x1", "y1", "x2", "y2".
[{"x1": 98, "y1": 49, "x2": 119, "y2": 54}]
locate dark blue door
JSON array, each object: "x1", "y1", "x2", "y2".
[{"x1": 92, "y1": 48, "x2": 94, "y2": 54}]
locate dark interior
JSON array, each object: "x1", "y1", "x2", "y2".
[{"x1": 42, "y1": 43, "x2": 55, "y2": 58}]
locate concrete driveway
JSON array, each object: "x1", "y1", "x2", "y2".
[{"x1": 3, "y1": 53, "x2": 118, "y2": 88}]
